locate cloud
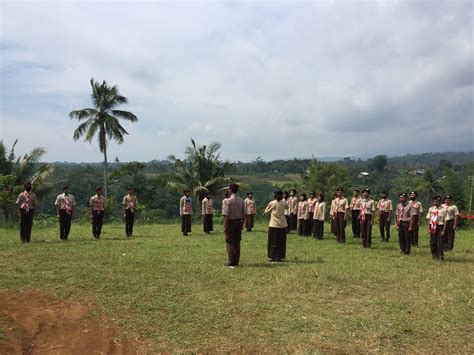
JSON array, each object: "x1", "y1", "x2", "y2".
[{"x1": 0, "y1": 0, "x2": 472, "y2": 162}]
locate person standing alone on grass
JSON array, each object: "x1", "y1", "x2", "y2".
[
  {"x1": 409, "y1": 191, "x2": 423, "y2": 247},
  {"x1": 202, "y1": 192, "x2": 213, "y2": 234},
  {"x1": 297, "y1": 193, "x2": 308, "y2": 236},
  {"x1": 443, "y1": 195, "x2": 459, "y2": 251},
  {"x1": 377, "y1": 191, "x2": 392, "y2": 242},
  {"x1": 288, "y1": 189, "x2": 298, "y2": 231},
  {"x1": 264, "y1": 190, "x2": 288, "y2": 262},
  {"x1": 244, "y1": 192, "x2": 256, "y2": 232},
  {"x1": 359, "y1": 189, "x2": 375, "y2": 248},
  {"x1": 55, "y1": 185, "x2": 76, "y2": 241},
  {"x1": 331, "y1": 188, "x2": 348, "y2": 243},
  {"x1": 122, "y1": 186, "x2": 137, "y2": 238},
  {"x1": 223, "y1": 183, "x2": 245, "y2": 268},
  {"x1": 426, "y1": 196, "x2": 447, "y2": 261},
  {"x1": 180, "y1": 190, "x2": 193, "y2": 236},
  {"x1": 90, "y1": 187, "x2": 106, "y2": 240},
  {"x1": 396, "y1": 193, "x2": 413, "y2": 255},
  {"x1": 349, "y1": 189, "x2": 362, "y2": 238},
  {"x1": 313, "y1": 192, "x2": 326, "y2": 240},
  {"x1": 16, "y1": 182, "x2": 38, "y2": 244}
]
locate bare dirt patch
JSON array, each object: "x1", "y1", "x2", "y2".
[{"x1": 0, "y1": 289, "x2": 147, "y2": 354}]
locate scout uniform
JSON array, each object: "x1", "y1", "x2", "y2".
[
  {"x1": 122, "y1": 192, "x2": 138, "y2": 238},
  {"x1": 443, "y1": 196, "x2": 459, "y2": 251},
  {"x1": 222, "y1": 194, "x2": 229, "y2": 217},
  {"x1": 16, "y1": 185, "x2": 38, "y2": 243},
  {"x1": 350, "y1": 191, "x2": 362, "y2": 238},
  {"x1": 331, "y1": 190, "x2": 348, "y2": 243},
  {"x1": 377, "y1": 194, "x2": 393, "y2": 242},
  {"x1": 55, "y1": 188, "x2": 76, "y2": 240},
  {"x1": 282, "y1": 193, "x2": 290, "y2": 233},
  {"x1": 426, "y1": 200, "x2": 447, "y2": 260},
  {"x1": 297, "y1": 196, "x2": 309, "y2": 236},
  {"x1": 409, "y1": 193, "x2": 423, "y2": 247},
  {"x1": 360, "y1": 190, "x2": 375, "y2": 248},
  {"x1": 396, "y1": 194, "x2": 413, "y2": 254},
  {"x1": 223, "y1": 186, "x2": 245, "y2": 267},
  {"x1": 307, "y1": 193, "x2": 317, "y2": 237},
  {"x1": 287, "y1": 190, "x2": 298, "y2": 231},
  {"x1": 264, "y1": 193, "x2": 289, "y2": 262},
  {"x1": 313, "y1": 198, "x2": 326, "y2": 240},
  {"x1": 90, "y1": 190, "x2": 106, "y2": 239},
  {"x1": 180, "y1": 193, "x2": 193, "y2": 236},
  {"x1": 244, "y1": 194, "x2": 256, "y2": 232},
  {"x1": 202, "y1": 195, "x2": 213, "y2": 234}
]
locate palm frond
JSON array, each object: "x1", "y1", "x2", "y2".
[{"x1": 111, "y1": 110, "x2": 138, "y2": 122}]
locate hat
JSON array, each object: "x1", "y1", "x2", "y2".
[
  {"x1": 309, "y1": 191, "x2": 316, "y2": 196},
  {"x1": 410, "y1": 191, "x2": 417, "y2": 196},
  {"x1": 353, "y1": 189, "x2": 360, "y2": 193},
  {"x1": 399, "y1": 193, "x2": 407, "y2": 197},
  {"x1": 362, "y1": 188, "x2": 370, "y2": 194},
  {"x1": 444, "y1": 195, "x2": 453, "y2": 200},
  {"x1": 432, "y1": 195, "x2": 441, "y2": 201},
  {"x1": 247, "y1": 192, "x2": 253, "y2": 195},
  {"x1": 336, "y1": 187, "x2": 344, "y2": 192}
]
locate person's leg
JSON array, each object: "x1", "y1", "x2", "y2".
[
  {"x1": 398, "y1": 224, "x2": 404, "y2": 252},
  {"x1": 25, "y1": 211, "x2": 34, "y2": 243},
  {"x1": 361, "y1": 219, "x2": 367, "y2": 247},
  {"x1": 430, "y1": 233, "x2": 437, "y2": 258},
  {"x1": 320, "y1": 220, "x2": 324, "y2": 239},
  {"x1": 268, "y1": 228, "x2": 277, "y2": 261},
  {"x1": 97, "y1": 212, "x2": 104, "y2": 237},
  {"x1": 281, "y1": 229, "x2": 287, "y2": 259},
  {"x1": 404, "y1": 223, "x2": 411, "y2": 254},
  {"x1": 437, "y1": 227, "x2": 444, "y2": 260},
  {"x1": 411, "y1": 216, "x2": 419, "y2": 246},
  {"x1": 367, "y1": 215, "x2": 372, "y2": 247},
  {"x1": 379, "y1": 213, "x2": 385, "y2": 241},
  {"x1": 385, "y1": 213, "x2": 391, "y2": 241},
  {"x1": 59, "y1": 210, "x2": 65, "y2": 240},
  {"x1": 20, "y1": 210, "x2": 27, "y2": 243},
  {"x1": 64, "y1": 212, "x2": 72, "y2": 239},
  {"x1": 339, "y1": 213, "x2": 346, "y2": 242}
]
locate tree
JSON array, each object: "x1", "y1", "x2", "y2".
[
  {"x1": 0, "y1": 140, "x2": 53, "y2": 222},
  {"x1": 419, "y1": 169, "x2": 444, "y2": 205},
  {"x1": 167, "y1": 139, "x2": 241, "y2": 200},
  {"x1": 304, "y1": 161, "x2": 350, "y2": 197},
  {"x1": 70, "y1": 78, "x2": 138, "y2": 198},
  {"x1": 368, "y1": 155, "x2": 388, "y2": 173}
]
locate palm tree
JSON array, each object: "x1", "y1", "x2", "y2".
[
  {"x1": 167, "y1": 139, "x2": 241, "y2": 200},
  {"x1": 0, "y1": 139, "x2": 53, "y2": 221},
  {"x1": 420, "y1": 169, "x2": 444, "y2": 205},
  {"x1": 70, "y1": 78, "x2": 138, "y2": 198}
]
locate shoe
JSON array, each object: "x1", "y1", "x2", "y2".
[{"x1": 224, "y1": 263, "x2": 236, "y2": 269}]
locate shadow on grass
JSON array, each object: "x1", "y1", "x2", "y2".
[
  {"x1": 443, "y1": 256, "x2": 474, "y2": 264},
  {"x1": 244, "y1": 257, "x2": 325, "y2": 268}
]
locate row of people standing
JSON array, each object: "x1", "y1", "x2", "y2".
[{"x1": 15, "y1": 183, "x2": 138, "y2": 243}]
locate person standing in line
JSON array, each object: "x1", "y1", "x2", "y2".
[
  {"x1": 222, "y1": 192, "x2": 229, "y2": 218},
  {"x1": 264, "y1": 190, "x2": 289, "y2": 262},
  {"x1": 443, "y1": 195, "x2": 459, "y2": 251},
  {"x1": 244, "y1": 192, "x2": 256, "y2": 232},
  {"x1": 359, "y1": 189, "x2": 375, "y2": 248},
  {"x1": 396, "y1": 193, "x2": 413, "y2": 255},
  {"x1": 349, "y1": 189, "x2": 362, "y2": 238},
  {"x1": 55, "y1": 184, "x2": 76, "y2": 241},
  {"x1": 122, "y1": 186, "x2": 138, "y2": 238},
  {"x1": 202, "y1": 192, "x2": 213, "y2": 234},
  {"x1": 90, "y1": 187, "x2": 106, "y2": 240},
  {"x1": 223, "y1": 183, "x2": 245, "y2": 268},
  {"x1": 180, "y1": 190, "x2": 193, "y2": 236},
  {"x1": 297, "y1": 193, "x2": 309, "y2": 236},
  {"x1": 307, "y1": 191, "x2": 317, "y2": 236},
  {"x1": 409, "y1": 191, "x2": 423, "y2": 247},
  {"x1": 426, "y1": 196, "x2": 447, "y2": 260},
  {"x1": 313, "y1": 192, "x2": 326, "y2": 240},
  {"x1": 330, "y1": 193, "x2": 338, "y2": 236},
  {"x1": 16, "y1": 182, "x2": 38, "y2": 244},
  {"x1": 288, "y1": 189, "x2": 298, "y2": 231},
  {"x1": 282, "y1": 191, "x2": 290, "y2": 233},
  {"x1": 377, "y1": 191, "x2": 393, "y2": 242},
  {"x1": 331, "y1": 188, "x2": 349, "y2": 243}
]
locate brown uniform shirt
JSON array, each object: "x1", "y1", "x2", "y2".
[
  {"x1": 313, "y1": 201, "x2": 326, "y2": 221},
  {"x1": 397, "y1": 203, "x2": 412, "y2": 223},
  {"x1": 16, "y1": 191, "x2": 38, "y2": 211},
  {"x1": 331, "y1": 197, "x2": 349, "y2": 215},
  {"x1": 122, "y1": 194, "x2": 138, "y2": 211},
  {"x1": 90, "y1": 194, "x2": 106, "y2": 211},
  {"x1": 350, "y1": 196, "x2": 362, "y2": 211},
  {"x1": 288, "y1": 196, "x2": 298, "y2": 214},
  {"x1": 297, "y1": 201, "x2": 309, "y2": 220},
  {"x1": 201, "y1": 197, "x2": 213, "y2": 215},
  {"x1": 55, "y1": 193, "x2": 77, "y2": 211},
  {"x1": 180, "y1": 196, "x2": 193, "y2": 215},
  {"x1": 224, "y1": 194, "x2": 245, "y2": 220},
  {"x1": 264, "y1": 200, "x2": 289, "y2": 228},
  {"x1": 443, "y1": 204, "x2": 459, "y2": 221},
  {"x1": 426, "y1": 206, "x2": 447, "y2": 226},
  {"x1": 360, "y1": 198, "x2": 376, "y2": 215},
  {"x1": 377, "y1": 198, "x2": 393, "y2": 213},
  {"x1": 244, "y1": 198, "x2": 256, "y2": 215},
  {"x1": 409, "y1": 200, "x2": 423, "y2": 215},
  {"x1": 222, "y1": 198, "x2": 228, "y2": 216}
]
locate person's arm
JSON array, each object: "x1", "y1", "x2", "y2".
[
  {"x1": 441, "y1": 212, "x2": 447, "y2": 236},
  {"x1": 264, "y1": 201, "x2": 273, "y2": 215},
  {"x1": 55, "y1": 196, "x2": 60, "y2": 218},
  {"x1": 418, "y1": 203, "x2": 422, "y2": 226},
  {"x1": 370, "y1": 201, "x2": 375, "y2": 225},
  {"x1": 454, "y1": 206, "x2": 459, "y2": 230},
  {"x1": 179, "y1": 197, "x2": 184, "y2": 216},
  {"x1": 387, "y1": 201, "x2": 392, "y2": 223},
  {"x1": 343, "y1": 199, "x2": 348, "y2": 221},
  {"x1": 90, "y1": 197, "x2": 94, "y2": 215}
]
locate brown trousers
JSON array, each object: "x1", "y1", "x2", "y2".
[
  {"x1": 444, "y1": 219, "x2": 455, "y2": 250},
  {"x1": 20, "y1": 209, "x2": 34, "y2": 243},
  {"x1": 181, "y1": 214, "x2": 191, "y2": 235},
  {"x1": 245, "y1": 214, "x2": 254, "y2": 231},
  {"x1": 379, "y1": 211, "x2": 390, "y2": 241},
  {"x1": 226, "y1": 219, "x2": 243, "y2": 266},
  {"x1": 398, "y1": 221, "x2": 411, "y2": 254},
  {"x1": 430, "y1": 225, "x2": 444, "y2": 260},
  {"x1": 361, "y1": 215, "x2": 373, "y2": 248},
  {"x1": 203, "y1": 214, "x2": 213, "y2": 233},
  {"x1": 267, "y1": 227, "x2": 287, "y2": 261},
  {"x1": 334, "y1": 212, "x2": 346, "y2": 242},
  {"x1": 410, "y1": 215, "x2": 420, "y2": 246}
]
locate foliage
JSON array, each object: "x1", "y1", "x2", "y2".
[
  {"x1": 167, "y1": 139, "x2": 241, "y2": 200},
  {"x1": 0, "y1": 140, "x2": 53, "y2": 222},
  {"x1": 70, "y1": 78, "x2": 138, "y2": 198},
  {"x1": 304, "y1": 161, "x2": 351, "y2": 197}
]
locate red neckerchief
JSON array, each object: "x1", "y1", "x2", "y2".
[
  {"x1": 64, "y1": 194, "x2": 72, "y2": 215},
  {"x1": 429, "y1": 208, "x2": 439, "y2": 234}
]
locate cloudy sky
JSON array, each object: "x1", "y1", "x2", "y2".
[{"x1": 1, "y1": 0, "x2": 473, "y2": 163}]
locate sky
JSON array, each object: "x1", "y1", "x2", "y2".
[{"x1": 1, "y1": 0, "x2": 473, "y2": 163}]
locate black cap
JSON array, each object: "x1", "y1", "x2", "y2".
[
  {"x1": 309, "y1": 191, "x2": 316, "y2": 196},
  {"x1": 362, "y1": 188, "x2": 370, "y2": 194},
  {"x1": 247, "y1": 192, "x2": 253, "y2": 195},
  {"x1": 353, "y1": 189, "x2": 360, "y2": 193},
  {"x1": 399, "y1": 192, "x2": 407, "y2": 197},
  {"x1": 444, "y1": 195, "x2": 453, "y2": 200},
  {"x1": 410, "y1": 191, "x2": 417, "y2": 196},
  {"x1": 336, "y1": 187, "x2": 344, "y2": 192},
  {"x1": 432, "y1": 195, "x2": 441, "y2": 201}
]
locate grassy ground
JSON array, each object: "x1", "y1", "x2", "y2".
[{"x1": 0, "y1": 222, "x2": 473, "y2": 353}]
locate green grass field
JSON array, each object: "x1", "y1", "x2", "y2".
[{"x1": 0, "y1": 222, "x2": 473, "y2": 353}]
